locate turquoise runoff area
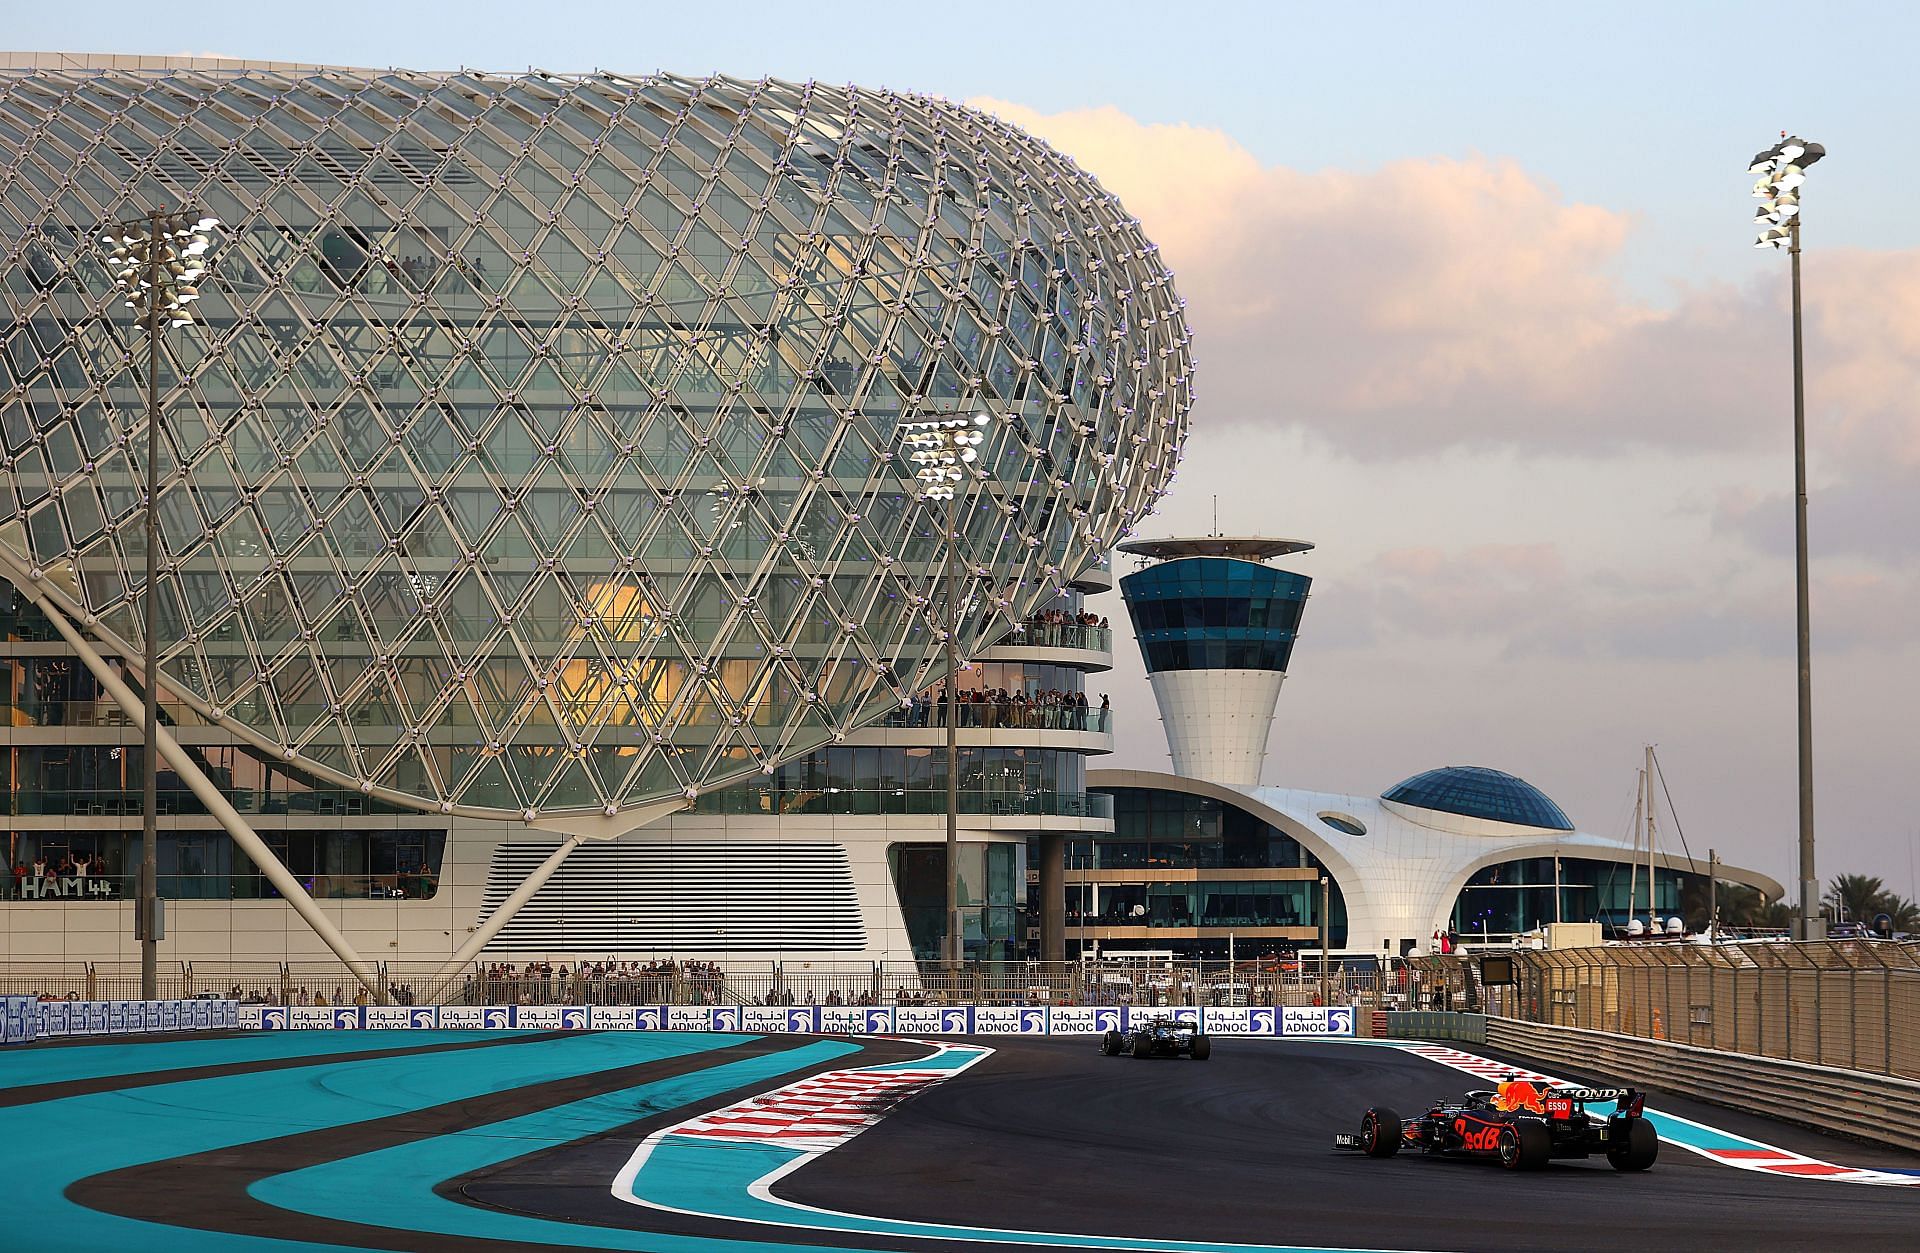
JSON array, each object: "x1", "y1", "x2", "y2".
[
  {"x1": 0, "y1": 1027, "x2": 511, "y2": 1090},
  {"x1": 248, "y1": 1038, "x2": 916, "y2": 1253},
  {"x1": 0, "y1": 1030, "x2": 1819, "y2": 1253},
  {"x1": 0, "y1": 1030, "x2": 755, "y2": 1252}
]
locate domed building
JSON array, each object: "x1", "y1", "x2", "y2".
[
  {"x1": 0, "y1": 53, "x2": 1187, "y2": 973},
  {"x1": 1082, "y1": 538, "x2": 1781, "y2": 959}
]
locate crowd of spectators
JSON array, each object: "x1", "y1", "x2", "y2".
[
  {"x1": 469, "y1": 959, "x2": 729, "y2": 1005},
  {"x1": 894, "y1": 686, "x2": 1108, "y2": 731}
]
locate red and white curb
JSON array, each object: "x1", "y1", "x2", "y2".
[
  {"x1": 1395, "y1": 1042, "x2": 1920, "y2": 1187},
  {"x1": 670, "y1": 1060, "x2": 962, "y2": 1151}
]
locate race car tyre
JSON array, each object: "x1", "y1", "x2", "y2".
[
  {"x1": 1360, "y1": 1107, "x2": 1402, "y2": 1157},
  {"x1": 1100, "y1": 1030, "x2": 1123, "y2": 1056},
  {"x1": 1190, "y1": 1034, "x2": 1211, "y2": 1060},
  {"x1": 1497, "y1": 1120, "x2": 1551, "y2": 1171},
  {"x1": 1131, "y1": 1033, "x2": 1154, "y2": 1059},
  {"x1": 1606, "y1": 1118, "x2": 1659, "y2": 1171}
]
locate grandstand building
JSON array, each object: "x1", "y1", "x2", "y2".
[{"x1": 0, "y1": 54, "x2": 1188, "y2": 967}]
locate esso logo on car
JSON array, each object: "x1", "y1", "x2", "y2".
[{"x1": 1545, "y1": 1098, "x2": 1574, "y2": 1119}]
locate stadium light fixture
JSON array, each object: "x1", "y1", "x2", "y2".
[
  {"x1": 896, "y1": 411, "x2": 992, "y2": 971},
  {"x1": 1746, "y1": 135, "x2": 1823, "y2": 939},
  {"x1": 100, "y1": 207, "x2": 218, "y2": 1000}
]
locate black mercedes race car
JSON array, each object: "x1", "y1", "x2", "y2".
[
  {"x1": 1335, "y1": 1076, "x2": 1657, "y2": 1171},
  {"x1": 1100, "y1": 1016, "x2": 1211, "y2": 1060}
]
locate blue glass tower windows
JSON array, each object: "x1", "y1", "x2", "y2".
[{"x1": 1119, "y1": 557, "x2": 1310, "y2": 673}]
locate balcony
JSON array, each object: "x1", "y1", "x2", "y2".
[
  {"x1": 880, "y1": 705, "x2": 1110, "y2": 733},
  {"x1": 693, "y1": 786, "x2": 1113, "y2": 821}
]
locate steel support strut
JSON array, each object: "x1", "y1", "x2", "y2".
[{"x1": 27, "y1": 590, "x2": 381, "y2": 998}]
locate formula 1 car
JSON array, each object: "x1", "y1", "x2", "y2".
[
  {"x1": 1100, "y1": 1016, "x2": 1211, "y2": 1060},
  {"x1": 1334, "y1": 1076, "x2": 1657, "y2": 1171}
]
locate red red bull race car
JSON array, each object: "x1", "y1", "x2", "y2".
[{"x1": 1335, "y1": 1076, "x2": 1659, "y2": 1172}]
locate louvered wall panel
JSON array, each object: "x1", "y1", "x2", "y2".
[{"x1": 479, "y1": 841, "x2": 867, "y2": 952}]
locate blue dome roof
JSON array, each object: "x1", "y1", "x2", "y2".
[{"x1": 1382, "y1": 766, "x2": 1573, "y2": 830}]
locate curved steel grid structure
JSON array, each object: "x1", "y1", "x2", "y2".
[{"x1": 0, "y1": 65, "x2": 1191, "y2": 820}]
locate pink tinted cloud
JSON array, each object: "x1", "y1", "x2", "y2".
[{"x1": 976, "y1": 99, "x2": 1920, "y2": 473}]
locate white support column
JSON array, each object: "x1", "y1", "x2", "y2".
[
  {"x1": 431, "y1": 834, "x2": 583, "y2": 983},
  {"x1": 29, "y1": 591, "x2": 382, "y2": 998}
]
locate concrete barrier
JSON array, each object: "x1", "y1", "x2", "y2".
[
  {"x1": 1487, "y1": 1015, "x2": 1920, "y2": 1153},
  {"x1": 1382, "y1": 1011, "x2": 1486, "y2": 1043}
]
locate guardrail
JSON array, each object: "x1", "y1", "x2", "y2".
[
  {"x1": 1485, "y1": 1015, "x2": 1920, "y2": 1153},
  {"x1": 3, "y1": 996, "x2": 240, "y2": 1043}
]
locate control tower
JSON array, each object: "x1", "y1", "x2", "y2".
[{"x1": 1117, "y1": 537, "x2": 1313, "y2": 786}]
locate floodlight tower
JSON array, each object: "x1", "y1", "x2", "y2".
[
  {"x1": 898, "y1": 412, "x2": 989, "y2": 970},
  {"x1": 102, "y1": 209, "x2": 218, "y2": 998},
  {"x1": 1748, "y1": 134, "x2": 1825, "y2": 941}
]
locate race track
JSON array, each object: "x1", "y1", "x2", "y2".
[{"x1": 1, "y1": 1029, "x2": 1915, "y2": 1252}]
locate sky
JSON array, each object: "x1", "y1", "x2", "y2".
[{"x1": 9, "y1": 2, "x2": 1918, "y2": 895}]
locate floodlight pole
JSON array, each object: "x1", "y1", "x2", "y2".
[
  {"x1": 944, "y1": 490, "x2": 961, "y2": 972},
  {"x1": 1788, "y1": 214, "x2": 1818, "y2": 942},
  {"x1": 138, "y1": 208, "x2": 164, "y2": 1002}
]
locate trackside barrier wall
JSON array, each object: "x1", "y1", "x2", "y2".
[
  {"x1": 2, "y1": 996, "x2": 239, "y2": 1043},
  {"x1": 1486, "y1": 1015, "x2": 1920, "y2": 1153},
  {"x1": 233, "y1": 1003, "x2": 1358, "y2": 1036},
  {"x1": 1382, "y1": 1011, "x2": 1486, "y2": 1043}
]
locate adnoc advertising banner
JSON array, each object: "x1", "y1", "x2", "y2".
[
  {"x1": 740, "y1": 1005, "x2": 819, "y2": 1034},
  {"x1": 587, "y1": 1005, "x2": 639, "y2": 1030},
  {"x1": 819, "y1": 1005, "x2": 893, "y2": 1034},
  {"x1": 1201, "y1": 1006, "x2": 1278, "y2": 1036},
  {"x1": 893, "y1": 1005, "x2": 971, "y2": 1035},
  {"x1": 364, "y1": 1006, "x2": 437, "y2": 1029},
  {"x1": 514, "y1": 1005, "x2": 589, "y2": 1031},
  {"x1": 665, "y1": 1005, "x2": 714, "y2": 1032},
  {"x1": 971, "y1": 1005, "x2": 1049, "y2": 1035},
  {"x1": 1047, "y1": 1006, "x2": 1123, "y2": 1035},
  {"x1": 1127, "y1": 1007, "x2": 1199, "y2": 1032},
  {"x1": 1280, "y1": 1005, "x2": 1355, "y2": 1036},
  {"x1": 439, "y1": 1005, "x2": 513, "y2": 1029}
]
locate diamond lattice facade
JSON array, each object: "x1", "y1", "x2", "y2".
[{"x1": 0, "y1": 60, "x2": 1191, "y2": 829}]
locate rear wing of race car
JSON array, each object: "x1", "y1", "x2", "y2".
[{"x1": 1560, "y1": 1086, "x2": 1646, "y2": 1117}]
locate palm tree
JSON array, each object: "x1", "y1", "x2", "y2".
[{"x1": 1828, "y1": 874, "x2": 1887, "y2": 924}]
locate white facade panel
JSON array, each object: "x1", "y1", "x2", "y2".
[{"x1": 1147, "y1": 668, "x2": 1287, "y2": 787}]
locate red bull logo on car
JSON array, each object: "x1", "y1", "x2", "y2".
[{"x1": 1492, "y1": 1080, "x2": 1549, "y2": 1114}]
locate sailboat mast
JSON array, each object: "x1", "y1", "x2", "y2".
[
  {"x1": 1629, "y1": 768, "x2": 1643, "y2": 930},
  {"x1": 1645, "y1": 744, "x2": 1658, "y2": 929}
]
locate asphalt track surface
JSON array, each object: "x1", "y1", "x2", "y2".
[{"x1": 1, "y1": 1029, "x2": 1917, "y2": 1253}]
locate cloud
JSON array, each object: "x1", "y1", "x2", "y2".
[{"x1": 974, "y1": 98, "x2": 1920, "y2": 474}]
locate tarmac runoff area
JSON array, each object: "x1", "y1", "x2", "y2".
[{"x1": 0, "y1": 1030, "x2": 1916, "y2": 1252}]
